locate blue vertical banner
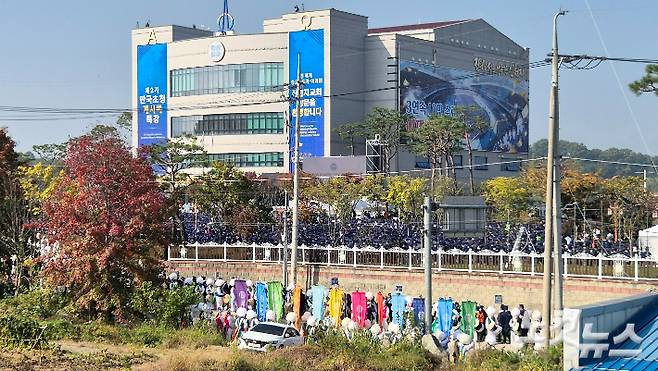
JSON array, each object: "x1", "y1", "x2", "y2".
[
  {"x1": 137, "y1": 43, "x2": 168, "y2": 147},
  {"x1": 289, "y1": 29, "x2": 325, "y2": 170}
]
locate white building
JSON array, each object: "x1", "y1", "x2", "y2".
[{"x1": 132, "y1": 8, "x2": 529, "y2": 180}]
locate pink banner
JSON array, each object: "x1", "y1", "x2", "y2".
[{"x1": 351, "y1": 291, "x2": 367, "y2": 328}]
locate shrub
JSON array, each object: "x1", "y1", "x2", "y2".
[
  {"x1": 0, "y1": 288, "x2": 68, "y2": 319},
  {"x1": 0, "y1": 314, "x2": 48, "y2": 349},
  {"x1": 130, "y1": 281, "x2": 199, "y2": 328}
]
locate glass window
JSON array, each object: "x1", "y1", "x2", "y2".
[
  {"x1": 172, "y1": 112, "x2": 284, "y2": 137},
  {"x1": 501, "y1": 159, "x2": 521, "y2": 172},
  {"x1": 474, "y1": 156, "x2": 488, "y2": 170}
]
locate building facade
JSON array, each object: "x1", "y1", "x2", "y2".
[{"x1": 132, "y1": 8, "x2": 529, "y2": 180}]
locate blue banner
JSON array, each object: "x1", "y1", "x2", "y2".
[
  {"x1": 137, "y1": 43, "x2": 168, "y2": 147},
  {"x1": 289, "y1": 30, "x2": 325, "y2": 170}
]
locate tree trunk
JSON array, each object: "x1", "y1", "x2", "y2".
[
  {"x1": 466, "y1": 135, "x2": 475, "y2": 195},
  {"x1": 430, "y1": 157, "x2": 436, "y2": 196}
]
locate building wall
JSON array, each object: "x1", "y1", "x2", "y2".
[
  {"x1": 168, "y1": 261, "x2": 652, "y2": 310},
  {"x1": 132, "y1": 11, "x2": 529, "y2": 181}
]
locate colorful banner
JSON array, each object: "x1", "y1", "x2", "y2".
[
  {"x1": 412, "y1": 297, "x2": 425, "y2": 328},
  {"x1": 233, "y1": 279, "x2": 249, "y2": 309},
  {"x1": 391, "y1": 293, "x2": 406, "y2": 327},
  {"x1": 376, "y1": 292, "x2": 387, "y2": 327},
  {"x1": 328, "y1": 288, "x2": 343, "y2": 326},
  {"x1": 267, "y1": 281, "x2": 284, "y2": 321},
  {"x1": 438, "y1": 298, "x2": 454, "y2": 334},
  {"x1": 137, "y1": 43, "x2": 168, "y2": 147},
  {"x1": 311, "y1": 285, "x2": 326, "y2": 319},
  {"x1": 460, "y1": 300, "x2": 477, "y2": 336},
  {"x1": 351, "y1": 291, "x2": 367, "y2": 328},
  {"x1": 256, "y1": 282, "x2": 268, "y2": 322},
  {"x1": 400, "y1": 60, "x2": 529, "y2": 153},
  {"x1": 289, "y1": 29, "x2": 325, "y2": 170}
]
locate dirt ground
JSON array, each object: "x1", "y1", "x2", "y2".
[{"x1": 0, "y1": 341, "x2": 235, "y2": 371}]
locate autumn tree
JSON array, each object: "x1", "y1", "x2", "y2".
[
  {"x1": 603, "y1": 176, "x2": 656, "y2": 247},
  {"x1": 42, "y1": 134, "x2": 168, "y2": 320},
  {"x1": 306, "y1": 176, "x2": 366, "y2": 222},
  {"x1": 383, "y1": 175, "x2": 427, "y2": 221},
  {"x1": 483, "y1": 177, "x2": 533, "y2": 222}
]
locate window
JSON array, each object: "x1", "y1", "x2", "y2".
[
  {"x1": 452, "y1": 155, "x2": 463, "y2": 169},
  {"x1": 171, "y1": 112, "x2": 284, "y2": 137},
  {"x1": 205, "y1": 152, "x2": 284, "y2": 168},
  {"x1": 501, "y1": 159, "x2": 521, "y2": 172},
  {"x1": 474, "y1": 156, "x2": 488, "y2": 170},
  {"x1": 171, "y1": 63, "x2": 284, "y2": 97}
]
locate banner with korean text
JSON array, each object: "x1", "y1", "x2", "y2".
[
  {"x1": 137, "y1": 43, "x2": 168, "y2": 147},
  {"x1": 289, "y1": 29, "x2": 325, "y2": 170}
]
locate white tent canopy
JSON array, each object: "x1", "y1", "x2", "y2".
[{"x1": 638, "y1": 225, "x2": 658, "y2": 259}]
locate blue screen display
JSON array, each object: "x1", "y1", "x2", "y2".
[
  {"x1": 137, "y1": 43, "x2": 168, "y2": 147},
  {"x1": 289, "y1": 29, "x2": 325, "y2": 168}
]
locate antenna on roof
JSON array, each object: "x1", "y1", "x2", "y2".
[{"x1": 217, "y1": 0, "x2": 235, "y2": 35}]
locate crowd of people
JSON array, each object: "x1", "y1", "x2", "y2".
[
  {"x1": 170, "y1": 272, "x2": 551, "y2": 360},
  {"x1": 181, "y1": 213, "x2": 640, "y2": 257}
]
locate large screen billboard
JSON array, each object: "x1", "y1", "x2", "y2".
[
  {"x1": 137, "y1": 43, "x2": 168, "y2": 147},
  {"x1": 400, "y1": 60, "x2": 529, "y2": 153},
  {"x1": 289, "y1": 29, "x2": 325, "y2": 169}
]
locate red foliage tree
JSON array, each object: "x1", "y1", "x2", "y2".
[{"x1": 42, "y1": 134, "x2": 168, "y2": 319}]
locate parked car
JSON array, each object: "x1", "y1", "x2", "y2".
[{"x1": 238, "y1": 322, "x2": 303, "y2": 352}]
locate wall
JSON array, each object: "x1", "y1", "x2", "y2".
[{"x1": 168, "y1": 261, "x2": 654, "y2": 310}]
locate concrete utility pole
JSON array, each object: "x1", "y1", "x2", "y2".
[
  {"x1": 423, "y1": 196, "x2": 433, "y2": 334},
  {"x1": 290, "y1": 53, "x2": 302, "y2": 286},
  {"x1": 542, "y1": 10, "x2": 566, "y2": 347},
  {"x1": 282, "y1": 190, "x2": 289, "y2": 288}
]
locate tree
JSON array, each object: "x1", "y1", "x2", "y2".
[
  {"x1": 142, "y1": 136, "x2": 207, "y2": 243},
  {"x1": 334, "y1": 122, "x2": 362, "y2": 156},
  {"x1": 42, "y1": 134, "x2": 168, "y2": 320},
  {"x1": 483, "y1": 177, "x2": 532, "y2": 222},
  {"x1": 0, "y1": 128, "x2": 20, "y2": 174},
  {"x1": 405, "y1": 114, "x2": 466, "y2": 193},
  {"x1": 342, "y1": 108, "x2": 408, "y2": 173},
  {"x1": 306, "y1": 176, "x2": 365, "y2": 222},
  {"x1": 629, "y1": 64, "x2": 658, "y2": 96},
  {"x1": 455, "y1": 106, "x2": 489, "y2": 195},
  {"x1": 383, "y1": 175, "x2": 427, "y2": 221},
  {"x1": 602, "y1": 176, "x2": 656, "y2": 247},
  {"x1": 194, "y1": 162, "x2": 259, "y2": 221}
]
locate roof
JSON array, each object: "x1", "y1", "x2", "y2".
[
  {"x1": 367, "y1": 20, "x2": 470, "y2": 35},
  {"x1": 580, "y1": 306, "x2": 658, "y2": 370}
]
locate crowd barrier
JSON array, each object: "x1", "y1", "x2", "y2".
[{"x1": 167, "y1": 243, "x2": 658, "y2": 282}]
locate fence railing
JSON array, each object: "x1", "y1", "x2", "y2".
[{"x1": 167, "y1": 243, "x2": 658, "y2": 282}]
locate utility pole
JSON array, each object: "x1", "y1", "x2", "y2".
[
  {"x1": 282, "y1": 190, "x2": 289, "y2": 288},
  {"x1": 290, "y1": 53, "x2": 302, "y2": 287},
  {"x1": 542, "y1": 9, "x2": 566, "y2": 348},
  {"x1": 423, "y1": 196, "x2": 433, "y2": 334}
]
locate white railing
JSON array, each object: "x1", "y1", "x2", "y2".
[{"x1": 168, "y1": 243, "x2": 658, "y2": 282}]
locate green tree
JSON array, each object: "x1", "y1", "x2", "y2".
[
  {"x1": 341, "y1": 108, "x2": 408, "y2": 173},
  {"x1": 307, "y1": 176, "x2": 365, "y2": 222},
  {"x1": 142, "y1": 136, "x2": 208, "y2": 242},
  {"x1": 629, "y1": 64, "x2": 658, "y2": 96},
  {"x1": 194, "y1": 162, "x2": 259, "y2": 221},
  {"x1": 405, "y1": 114, "x2": 466, "y2": 193},
  {"x1": 455, "y1": 106, "x2": 489, "y2": 195}
]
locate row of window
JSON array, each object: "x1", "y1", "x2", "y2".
[
  {"x1": 171, "y1": 62, "x2": 284, "y2": 97},
  {"x1": 416, "y1": 155, "x2": 521, "y2": 172},
  {"x1": 171, "y1": 112, "x2": 284, "y2": 137},
  {"x1": 207, "y1": 152, "x2": 284, "y2": 168}
]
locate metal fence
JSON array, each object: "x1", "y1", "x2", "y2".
[{"x1": 168, "y1": 243, "x2": 658, "y2": 282}]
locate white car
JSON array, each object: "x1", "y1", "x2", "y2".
[{"x1": 238, "y1": 322, "x2": 303, "y2": 352}]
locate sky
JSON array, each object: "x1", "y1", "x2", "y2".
[{"x1": 0, "y1": 0, "x2": 656, "y2": 154}]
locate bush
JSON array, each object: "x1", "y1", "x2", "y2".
[
  {"x1": 131, "y1": 281, "x2": 200, "y2": 328},
  {"x1": 0, "y1": 288, "x2": 68, "y2": 319},
  {"x1": 0, "y1": 314, "x2": 48, "y2": 349}
]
